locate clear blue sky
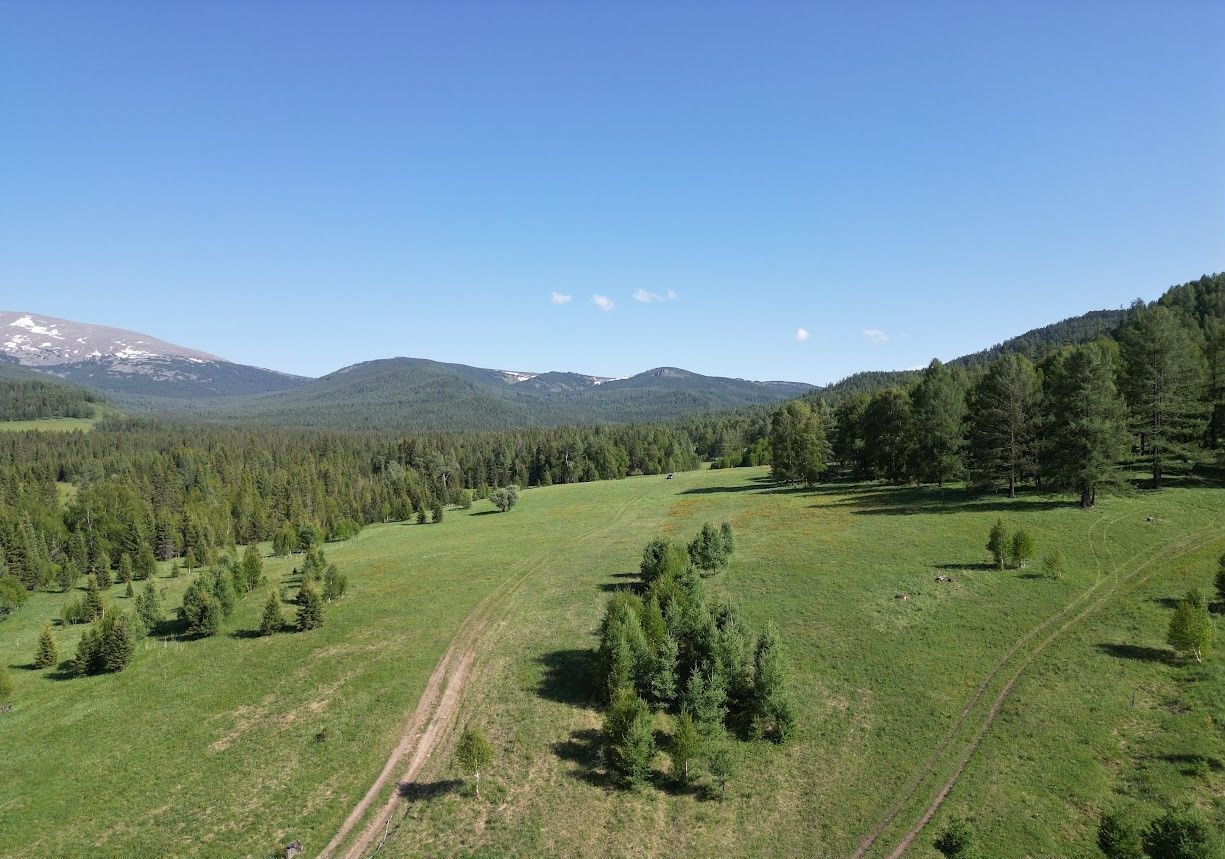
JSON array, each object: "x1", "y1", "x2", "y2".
[{"x1": 2, "y1": 2, "x2": 1223, "y2": 383}]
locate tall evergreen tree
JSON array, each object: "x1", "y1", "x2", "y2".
[
  {"x1": 296, "y1": 581, "x2": 324, "y2": 631},
  {"x1": 1042, "y1": 344, "x2": 1130, "y2": 507},
  {"x1": 1119, "y1": 303, "x2": 1209, "y2": 487},
  {"x1": 259, "y1": 589, "x2": 284, "y2": 635},
  {"x1": 33, "y1": 623, "x2": 58, "y2": 668},
  {"x1": 970, "y1": 354, "x2": 1042, "y2": 497},
  {"x1": 910, "y1": 360, "x2": 967, "y2": 486}
]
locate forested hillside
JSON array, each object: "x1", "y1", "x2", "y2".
[
  {"x1": 0, "y1": 379, "x2": 100, "y2": 421},
  {"x1": 195, "y1": 358, "x2": 812, "y2": 432}
]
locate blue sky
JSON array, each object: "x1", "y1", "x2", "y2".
[{"x1": 2, "y1": 2, "x2": 1223, "y2": 383}]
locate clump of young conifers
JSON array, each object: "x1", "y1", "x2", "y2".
[
  {"x1": 32, "y1": 542, "x2": 347, "y2": 679},
  {"x1": 596, "y1": 522, "x2": 794, "y2": 795}
]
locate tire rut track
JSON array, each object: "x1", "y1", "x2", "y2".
[
  {"x1": 318, "y1": 480, "x2": 660, "y2": 859},
  {"x1": 875, "y1": 523, "x2": 1225, "y2": 859}
]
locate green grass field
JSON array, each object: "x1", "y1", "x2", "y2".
[
  {"x1": 0, "y1": 415, "x2": 99, "y2": 432},
  {"x1": 1, "y1": 467, "x2": 1222, "y2": 858}
]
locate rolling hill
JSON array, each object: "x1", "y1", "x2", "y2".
[{"x1": 198, "y1": 358, "x2": 815, "y2": 432}]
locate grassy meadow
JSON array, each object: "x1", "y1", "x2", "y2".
[
  {"x1": 1, "y1": 466, "x2": 1223, "y2": 858},
  {"x1": 0, "y1": 415, "x2": 99, "y2": 432}
]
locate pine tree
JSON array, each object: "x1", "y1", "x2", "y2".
[
  {"x1": 83, "y1": 577, "x2": 104, "y2": 621},
  {"x1": 454, "y1": 725, "x2": 495, "y2": 797},
  {"x1": 322, "y1": 564, "x2": 348, "y2": 601},
  {"x1": 179, "y1": 578, "x2": 221, "y2": 637},
  {"x1": 689, "y1": 522, "x2": 731, "y2": 574},
  {"x1": 603, "y1": 689, "x2": 655, "y2": 788},
  {"x1": 135, "y1": 544, "x2": 157, "y2": 580},
  {"x1": 750, "y1": 624, "x2": 795, "y2": 742},
  {"x1": 431, "y1": 500, "x2": 444, "y2": 523},
  {"x1": 1042, "y1": 344, "x2": 1130, "y2": 507},
  {"x1": 56, "y1": 559, "x2": 78, "y2": 593},
  {"x1": 970, "y1": 354, "x2": 1042, "y2": 497},
  {"x1": 135, "y1": 577, "x2": 162, "y2": 632},
  {"x1": 669, "y1": 710, "x2": 702, "y2": 785},
  {"x1": 910, "y1": 359, "x2": 968, "y2": 486},
  {"x1": 296, "y1": 581, "x2": 323, "y2": 631},
  {"x1": 260, "y1": 590, "x2": 284, "y2": 635},
  {"x1": 704, "y1": 738, "x2": 736, "y2": 800},
  {"x1": 1120, "y1": 303, "x2": 1209, "y2": 487},
  {"x1": 987, "y1": 520, "x2": 1008, "y2": 570},
  {"x1": 649, "y1": 634, "x2": 679, "y2": 707},
  {"x1": 33, "y1": 623, "x2": 58, "y2": 668},
  {"x1": 118, "y1": 554, "x2": 134, "y2": 589}
]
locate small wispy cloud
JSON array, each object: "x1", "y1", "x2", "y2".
[
  {"x1": 632, "y1": 288, "x2": 679, "y2": 304},
  {"x1": 592, "y1": 294, "x2": 615, "y2": 312},
  {"x1": 550, "y1": 291, "x2": 573, "y2": 304},
  {"x1": 863, "y1": 328, "x2": 889, "y2": 343},
  {"x1": 795, "y1": 328, "x2": 810, "y2": 342}
]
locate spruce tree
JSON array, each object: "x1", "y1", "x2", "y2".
[
  {"x1": 1119, "y1": 303, "x2": 1209, "y2": 487},
  {"x1": 296, "y1": 581, "x2": 324, "y2": 631},
  {"x1": 669, "y1": 710, "x2": 702, "y2": 786},
  {"x1": 33, "y1": 623, "x2": 58, "y2": 668},
  {"x1": 750, "y1": 624, "x2": 795, "y2": 742},
  {"x1": 179, "y1": 578, "x2": 221, "y2": 637},
  {"x1": 1042, "y1": 344, "x2": 1129, "y2": 507},
  {"x1": 260, "y1": 590, "x2": 284, "y2": 635},
  {"x1": 322, "y1": 564, "x2": 348, "y2": 601},
  {"x1": 603, "y1": 690, "x2": 655, "y2": 788},
  {"x1": 135, "y1": 577, "x2": 162, "y2": 632},
  {"x1": 689, "y1": 523, "x2": 731, "y2": 574},
  {"x1": 705, "y1": 738, "x2": 735, "y2": 800},
  {"x1": 83, "y1": 577, "x2": 104, "y2": 621},
  {"x1": 970, "y1": 354, "x2": 1041, "y2": 497}
]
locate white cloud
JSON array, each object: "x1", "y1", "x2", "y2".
[
  {"x1": 795, "y1": 328, "x2": 810, "y2": 342},
  {"x1": 632, "y1": 288, "x2": 679, "y2": 304},
  {"x1": 592, "y1": 294, "x2": 615, "y2": 312},
  {"x1": 863, "y1": 328, "x2": 889, "y2": 343},
  {"x1": 550, "y1": 291, "x2": 573, "y2": 304}
]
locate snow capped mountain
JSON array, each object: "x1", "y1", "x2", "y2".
[
  {"x1": 1, "y1": 311, "x2": 223, "y2": 367},
  {"x1": 0, "y1": 311, "x2": 308, "y2": 399}
]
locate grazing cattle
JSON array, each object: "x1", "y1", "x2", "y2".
[{"x1": 285, "y1": 841, "x2": 303, "y2": 859}]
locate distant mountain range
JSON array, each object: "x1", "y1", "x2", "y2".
[
  {"x1": 0, "y1": 311, "x2": 813, "y2": 430},
  {"x1": 0, "y1": 311, "x2": 308, "y2": 399}
]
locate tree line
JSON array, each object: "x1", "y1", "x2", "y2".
[
  {"x1": 762, "y1": 286, "x2": 1225, "y2": 507},
  {"x1": 0, "y1": 418, "x2": 697, "y2": 606},
  {"x1": 0, "y1": 379, "x2": 100, "y2": 421}
]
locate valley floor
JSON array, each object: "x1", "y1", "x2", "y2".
[{"x1": 1, "y1": 467, "x2": 1222, "y2": 858}]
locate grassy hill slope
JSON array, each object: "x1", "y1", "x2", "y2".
[{"x1": 0, "y1": 469, "x2": 1221, "y2": 858}]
